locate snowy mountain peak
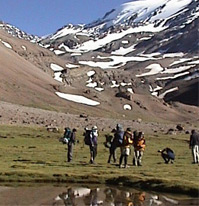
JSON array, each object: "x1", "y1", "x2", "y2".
[
  {"x1": 36, "y1": 0, "x2": 198, "y2": 107},
  {"x1": 0, "y1": 0, "x2": 198, "y2": 111},
  {"x1": 0, "y1": 21, "x2": 39, "y2": 42},
  {"x1": 87, "y1": 0, "x2": 193, "y2": 30}
]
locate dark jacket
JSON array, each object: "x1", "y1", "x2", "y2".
[
  {"x1": 162, "y1": 148, "x2": 175, "y2": 160},
  {"x1": 68, "y1": 132, "x2": 76, "y2": 145},
  {"x1": 190, "y1": 131, "x2": 199, "y2": 146},
  {"x1": 112, "y1": 130, "x2": 124, "y2": 147}
]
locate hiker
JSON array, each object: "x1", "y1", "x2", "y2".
[
  {"x1": 189, "y1": 130, "x2": 199, "y2": 164},
  {"x1": 89, "y1": 126, "x2": 98, "y2": 164},
  {"x1": 158, "y1": 147, "x2": 175, "y2": 164},
  {"x1": 119, "y1": 128, "x2": 133, "y2": 168},
  {"x1": 67, "y1": 128, "x2": 77, "y2": 162},
  {"x1": 104, "y1": 132, "x2": 113, "y2": 149},
  {"x1": 83, "y1": 127, "x2": 91, "y2": 146},
  {"x1": 133, "y1": 192, "x2": 146, "y2": 206},
  {"x1": 107, "y1": 124, "x2": 124, "y2": 164},
  {"x1": 133, "y1": 131, "x2": 146, "y2": 166}
]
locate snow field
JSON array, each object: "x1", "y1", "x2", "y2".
[{"x1": 55, "y1": 92, "x2": 100, "y2": 106}]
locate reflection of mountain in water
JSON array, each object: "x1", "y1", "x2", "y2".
[{"x1": 53, "y1": 186, "x2": 198, "y2": 206}]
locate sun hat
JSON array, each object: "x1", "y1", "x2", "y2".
[{"x1": 92, "y1": 125, "x2": 98, "y2": 130}]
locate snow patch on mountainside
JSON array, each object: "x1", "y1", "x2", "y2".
[
  {"x1": 188, "y1": 59, "x2": 199, "y2": 64},
  {"x1": 21, "y1": 45, "x2": 27, "y2": 51},
  {"x1": 111, "y1": 44, "x2": 137, "y2": 55},
  {"x1": 158, "y1": 87, "x2": 179, "y2": 99},
  {"x1": 54, "y1": 72, "x2": 62, "y2": 83},
  {"x1": 156, "y1": 71, "x2": 190, "y2": 80},
  {"x1": 79, "y1": 55, "x2": 155, "y2": 69},
  {"x1": 50, "y1": 63, "x2": 64, "y2": 71},
  {"x1": 170, "y1": 58, "x2": 192, "y2": 66},
  {"x1": 136, "y1": 64, "x2": 164, "y2": 77},
  {"x1": 65, "y1": 63, "x2": 80, "y2": 68},
  {"x1": 73, "y1": 24, "x2": 166, "y2": 53},
  {"x1": 123, "y1": 104, "x2": 132, "y2": 110},
  {"x1": 0, "y1": 39, "x2": 12, "y2": 49},
  {"x1": 50, "y1": 26, "x2": 82, "y2": 40},
  {"x1": 55, "y1": 92, "x2": 100, "y2": 106},
  {"x1": 54, "y1": 50, "x2": 65, "y2": 55},
  {"x1": 161, "y1": 65, "x2": 194, "y2": 74},
  {"x1": 87, "y1": 71, "x2": 96, "y2": 77}
]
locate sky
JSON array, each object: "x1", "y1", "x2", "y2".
[{"x1": 0, "y1": 0, "x2": 129, "y2": 37}]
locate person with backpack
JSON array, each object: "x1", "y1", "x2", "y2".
[
  {"x1": 84, "y1": 127, "x2": 91, "y2": 146},
  {"x1": 107, "y1": 124, "x2": 124, "y2": 164},
  {"x1": 85, "y1": 126, "x2": 98, "y2": 164},
  {"x1": 189, "y1": 130, "x2": 199, "y2": 164},
  {"x1": 61, "y1": 127, "x2": 71, "y2": 145},
  {"x1": 63, "y1": 127, "x2": 77, "y2": 162},
  {"x1": 158, "y1": 147, "x2": 175, "y2": 164},
  {"x1": 90, "y1": 126, "x2": 98, "y2": 164},
  {"x1": 119, "y1": 128, "x2": 133, "y2": 168},
  {"x1": 133, "y1": 131, "x2": 146, "y2": 166}
]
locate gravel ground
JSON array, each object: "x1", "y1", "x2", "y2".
[{"x1": 0, "y1": 101, "x2": 194, "y2": 134}]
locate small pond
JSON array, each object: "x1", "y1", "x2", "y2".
[{"x1": 0, "y1": 184, "x2": 198, "y2": 205}]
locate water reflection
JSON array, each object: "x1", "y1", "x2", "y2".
[
  {"x1": 55, "y1": 187, "x2": 146, "y2": 206},
  {"x1": 0, "y1": 185, "x2": 198, "y2": 205},
  {"x1": 53, "y1": 186, "x2": 198, "y2": 206}
]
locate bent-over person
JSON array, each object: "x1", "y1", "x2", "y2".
[{"x1": 158, "y1": 147, "x2": 175, "y2": 164}]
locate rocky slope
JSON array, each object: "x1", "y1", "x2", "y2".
[
  {"x1": 0, "y1": 0, "x2": 198, "y2": 126},
  {"x1": 38, "y1": 0, "x2": 199, "y2": 106}
]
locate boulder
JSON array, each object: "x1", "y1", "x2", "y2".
[{"x1": 176, "y1": 124, "x2": 184, "y2": 131}]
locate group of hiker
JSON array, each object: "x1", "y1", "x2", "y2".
[
  {"x1": 106, "y1": 124, "x2": 146, "y2": 168},
  {"x1": 60, "y1": 125, "x2": 199, "y2": 167}
]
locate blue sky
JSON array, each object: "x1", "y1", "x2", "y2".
[{"x1": 0, "y1": 0, "x2": 129, "y2": 37}]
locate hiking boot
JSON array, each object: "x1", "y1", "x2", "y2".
[
  {"x1": 133, "y1": 159, "x2": 137, "y2": 166},
  {"x1": 119, "y1": 164, "x2": 123, "y2": 168},
  {"x1": 124, "y1": 165, "x2": 130, "y2": 168}
]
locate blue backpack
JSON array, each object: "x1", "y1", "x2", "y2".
[
  {"x1": 116, "y1": 131, "x2": 124, "y2": 147},
  {"x1": 63, "y1": 127, "x2": 72, "y2": 144}
]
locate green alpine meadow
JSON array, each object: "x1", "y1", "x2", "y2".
[{"x1": 0, "y1": 125, "x2": 198, "y2": 197}]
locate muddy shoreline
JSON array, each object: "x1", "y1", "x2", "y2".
[{"x1": 0, "y1": 174, "x2": 198, "y2": 198}]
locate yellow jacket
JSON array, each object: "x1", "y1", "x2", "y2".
[
  {"x1": 134, "y1": 137, "x2": 146, "y2": 151},
  {"x1": 123, "y1": 131, "x2": 133, "y2": 148}
]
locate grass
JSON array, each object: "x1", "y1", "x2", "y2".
[{"x1": 0, "y1": 124, "x2": 198, "y2": 197}]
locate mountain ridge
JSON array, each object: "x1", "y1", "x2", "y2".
[{"x1": 0, "y1": 0, "x2": 198, "y2": 125}]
